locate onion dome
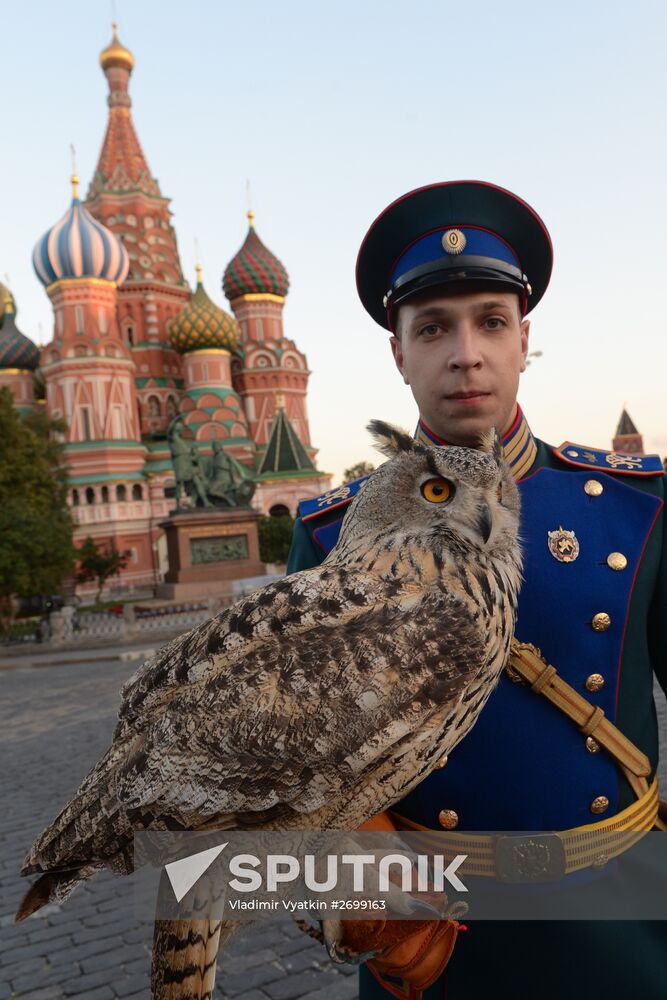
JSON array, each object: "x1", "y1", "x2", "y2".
[
  {"x1": 99, "y1": 22, "x2": 135, "y2": 73},
  {"x1": 32, "y1": 175, "x2": 129, "y2": 287},
  {"x1": 223, "y1": 211, "x2": 290, "y2": 301},
  {"x1": 169, "y1": 266, "x2": 240, "y2": 354},
  {"x1": 0, "y1": 297, "x2": 40, "y2": 370}
]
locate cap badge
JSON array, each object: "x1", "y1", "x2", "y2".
[
  {"x1": 442, "y1": 229, "x2": 467, "y2": 255},
  {"x1": 547, "y1": 527, "x2": 580, "y2": 563}
]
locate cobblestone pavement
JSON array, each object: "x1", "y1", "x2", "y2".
[
  {"x1": 1, "y1": 654, "x2": 358, "y2": 1000},
  {"x1": 2, "y1": 651, "x2": 667, "y2": 999}
]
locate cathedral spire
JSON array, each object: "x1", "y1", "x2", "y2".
[
  {"x1": 88, "y1": 23, "x2": 159, "y2": 198},
  {"x1": 85, "y1": 26, "x2": 185, "y2": 288}
]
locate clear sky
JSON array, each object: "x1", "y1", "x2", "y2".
[{"x1": 2, "y1": 0, "x2": 666, "y2": 482}]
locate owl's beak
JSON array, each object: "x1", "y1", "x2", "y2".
[{"x1": 478, "y1": 503, "x2": 493, "y2": 544}]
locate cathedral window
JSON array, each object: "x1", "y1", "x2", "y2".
[
  {"x1": 98, "y1": 308, "x2": 108, "y2": 334},
  {"x1": 57, "y1": 312, "x2": 63, "y2": 334},
  {"x1": 132, "y1": 484, "x2": 143, "y2": 501},
  {"x1": 85, "y1": 487, "x2": 95, "y2": 505},
  {"x1": 75, "y1": 305, "x2": 85, "y2": 334},
  {"x1": 117, "y1": 484, "x2": 127, "y2": 502},
  {"x1": 144, "y1": 216, "x2": 154, "y2": 228},
  {"x1": 167, "y1": 395, "x2": 178, "y2": 418},
  {"x1": 72, "y1": 489, "x2": 80, "y2": 506},
  {"x1": 147, "y1": 395, "x2": 161, "y2": 417},
  {"x1": 81, "y1": 407, "x2": 92, "y2": 440},
  {"x1": 101, "y1": 486, "x2": 109, "y2": 503}
]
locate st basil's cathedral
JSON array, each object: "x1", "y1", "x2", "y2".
[{"x1": 0, "y1": 25, "x2": 331, "y2": 593}]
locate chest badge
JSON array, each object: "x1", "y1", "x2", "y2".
[{"x1": 547, "y1": 527, "x2": 580, "y2": 563}]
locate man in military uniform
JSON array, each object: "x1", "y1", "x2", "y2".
[{"x1": 287, "y1": 181, "x2": 667, "y2": 998}]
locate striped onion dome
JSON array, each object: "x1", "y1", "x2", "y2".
[
  {"x1": 169, "y1": 267, "x2": 240, "y2": 354},
  {"x1": 32, "y1": 176, "x2": 129, "y2": 287},
  {"x1": 222, "y1": 211, "x2": 289, "y2": 301},
  {"x1": 0, "y1": 298, "x2": 40, "y2": 370}
]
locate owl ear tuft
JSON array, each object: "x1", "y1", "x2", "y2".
[
  {"x1": 477, "y1": 427, "x2": 503, "y2": 461},
  {"x1": 367, "y1": 419, "x2": 417, "y2": 457}
]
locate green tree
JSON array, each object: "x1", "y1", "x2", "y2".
[
  {"x1": 0, "y1": 388, "x2": 75, "y2": 632},
  {"x1": 342, "y1": 460, "x2": 375, "y2": 483},
  {"x1": 75, "y1": 537, "x2": 131, "y2": 604},
  {"x1": 258, "y1": 515, "x2": 295, "y2": 565}
]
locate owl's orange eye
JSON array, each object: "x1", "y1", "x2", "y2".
[{"x1": 421, "y1": 478, "x2": 454, "y2": 504}]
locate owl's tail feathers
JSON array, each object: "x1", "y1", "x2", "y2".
[
  {"x1": 151, "y1": 917, "x2": 234, "y2": 999},
  {"x1": 15, "y1": 862, "x2": 102, "y2": 922}
]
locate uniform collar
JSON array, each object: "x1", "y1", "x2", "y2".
[{"x1": 414, "y1": 403, "x2": 538, "y2": 482}]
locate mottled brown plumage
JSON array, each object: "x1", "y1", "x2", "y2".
[{"x1": 16, "y1": 420, "x2": 521, "y2": 997}]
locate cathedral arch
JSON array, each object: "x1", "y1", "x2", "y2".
[
  {"x1": 196, "y1": 422, "x2": 227, "y2": 441},
  {"x1": 251, "y1": 351, "x2": 275, "y2": 369},
  {"x1": 132, "y1": 484, "x2": 143, "y2": 501},
  {"x1": 282, "y1": 351, "x2": 305, "y2": 370},
  {"x1": 116, "y1": 484, "x2": 127, "y2": 502}
]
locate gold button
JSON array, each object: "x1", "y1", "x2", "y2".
[
  {"x1": 435, "y1": 755, "x2": 449, "y2": 769},
  {"x1": 590, "y1": 796, "x2": 609, "y2": 814},
  {"x1": 438, "y1": 809, "x2": 459, "y2": 829},
  {"x1": 591, "y1": 612, "x2": 611, "y2": 632},
  {"x1": 584, "y1": 479, "x2": 603, "y2": 496},
  {"x1": 586, "y1": 736, "x2": 600, "y2": 753},
  {"x1": 607, "y1": 552, "x2": 628, "y2": 571},
  {"x1": 585, "y1": 673, "x2": 605, "y2": 692},
  {"x1": 592, "y1": 853, "x2": 609, "y2": 870}
]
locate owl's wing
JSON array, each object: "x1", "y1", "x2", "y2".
[
  {"x1": 116, "y1": 564, "x2": 381, "y2": 730},
  {"x1": 114, "y1": 567, "x2": 487, "y2": 827}
]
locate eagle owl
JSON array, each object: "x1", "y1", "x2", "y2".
[{"x1": 16, "y1": 420, "x2": 522, "y2": 997}]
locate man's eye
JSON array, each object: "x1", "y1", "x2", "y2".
[
  {"x1": 484, "y1": 317, "x2": 506, "y2": 330},
  {"x1": 418, "y1": 324, "x2": 440, "y2": 337}
]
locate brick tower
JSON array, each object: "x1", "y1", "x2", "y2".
[
  {"x1": 85, "y1": 24, "x2": 189, "y2": 439},
  {"x1": 613, "y1": 408, "x2": 644, "y2": 454},
  {"x1": 33, "y1": 176, "x2": 155, "y2": 584},
  {"x1": 0, "y1": 288, "x2": 40, "y2": 413},
  {"x1": 223, "y1": 212, "x2": 314, "y2": 461}
]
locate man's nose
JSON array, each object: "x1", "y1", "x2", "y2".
[{"x1": 448, "y1": 325, "x2": 483, "y2": 370}]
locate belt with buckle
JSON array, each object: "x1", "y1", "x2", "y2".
[{"x1": 390, "y1": 777, "x2": 658, "y2": 882}]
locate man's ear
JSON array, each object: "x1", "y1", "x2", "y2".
[
  {"x1": 390, "y1": 335, "x2": 410, "y2": 385},
  {"x1": 519, "y1": 319, "x2": 530, "y2": 373}
]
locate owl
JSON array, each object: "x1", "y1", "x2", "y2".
[{"x1": 16, "y1": 420, "x2": 522, "y2": 998}]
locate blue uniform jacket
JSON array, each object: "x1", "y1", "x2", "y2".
[{"x1": 286, "y1": 415, "x2": 667, "y2": 998}]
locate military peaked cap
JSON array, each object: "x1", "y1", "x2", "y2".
[{"x1": 356, "y1": 180, "x2": 553, "y2": 330}]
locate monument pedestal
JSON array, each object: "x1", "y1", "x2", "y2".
[{"x1": 156, "y1": 508, "x2": 266, "y2": 601}]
